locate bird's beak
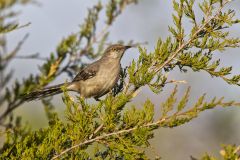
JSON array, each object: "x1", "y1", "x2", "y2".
[{"x1": 124, "y1": 45, "x2": 132, "y2": 50}]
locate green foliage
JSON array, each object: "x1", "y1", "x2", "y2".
[
  {"x1": 128, "y1": 47, "x2": 156, "y2": 88},
  {"x1": 0, "y1": 0, "x2": 33, "y2": 128},
  {"x1": 0, "y1": 0, "x2": 32, "y2": 34},
  {"x1": 1, "y1": 82, "x2": 239, "y2": 159},
  {"x1": 106, "y1": 0, "x2": 138, "y2": 25},
  {"x1": 159, "y1": 86, "x2": 240, "y2": 128},
  {"x1": 192, "y1": 144, "x2": 240, "y2": 160},
  {"x1": 123, "y1": 100, "x2": 154, "y2": 128},
  {"x1": 0, "y1": 0, "x2": 240, "y2": 159},
  {"x1": 161, "y1": 85, "x2": 178, "y2": 117},
  {"x1": 0, "y1": 90, "x2": 155, "y2": 159}
]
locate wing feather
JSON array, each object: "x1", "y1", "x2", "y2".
[{"x1": 72, "y1": 61, "x2": 100, "y2": 82}]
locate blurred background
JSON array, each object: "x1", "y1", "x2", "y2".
[{"x1": 4, "y1": 0, "x2": 240, "y2": 159}]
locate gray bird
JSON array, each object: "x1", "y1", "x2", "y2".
[{"x1": 23, "y1": 44, "x2": 132, "y2": 101}]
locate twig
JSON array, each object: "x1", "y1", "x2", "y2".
[
  {"x1": 0, "y1": 99, "x2": 24, "y2": 122},
  {"x1": 2, "y1": 34, "x2": 29, "y2": 62},
  {"x1": 165, "y1": 79, "x2": 187, "y2": 84},
  {"x1": 14, "y1": 53, "x2": 48, "y2": 61},
  {"x1": 89, "y1": 124, "x2": 104, "y2": 139},
  {"x1": 0, "y1": 23, "x2": 31, "y2": 35},
  {"x1": 15, "y1": 22, "x2": 31, "y2": 31},
  {"x1": 93, "y1": 25, "x2": 109, "y2": 44}
]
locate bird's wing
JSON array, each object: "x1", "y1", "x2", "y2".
[{"x1": 72, "y1": 61, "x2": 100, "y2": 82}]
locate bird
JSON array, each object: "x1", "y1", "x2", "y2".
[{"x1": 23, "y1": 44, "x2": 132, "y2": 101}]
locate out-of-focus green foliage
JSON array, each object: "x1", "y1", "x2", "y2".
[
  {"x1": 0, "y1": 0, "x2": 32, "y2": 127},
  {"x1": 0, "y1": 0, "x2": 32, "y2": 33},
  {"x1": 0, "y1": 0, "x2": 240, "y2": 159},
  {"x1": 106, "y1": 0, "x2": 138, "y2": 25},
  {"x1": 192, "y1": 144, "x2": 240, "y2": 160}
]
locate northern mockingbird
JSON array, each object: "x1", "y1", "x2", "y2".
[{"x1": 23, "y1": 44, "x2": 132, "y2": 101}]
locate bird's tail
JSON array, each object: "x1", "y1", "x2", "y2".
[{"x1": 22, "y1": 83, "x2": 70, "y2": 101}]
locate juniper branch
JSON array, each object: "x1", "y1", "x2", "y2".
[
  {"x1": 52, "y1": 96, "x2": 240, "y2": 159},
  {"x1": 152, "y1": 0, "x2": 228, "y2": 74}
]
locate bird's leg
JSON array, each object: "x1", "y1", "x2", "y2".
[{"x1": 109, "y1": 89, "x2": 115, "y2": 96}]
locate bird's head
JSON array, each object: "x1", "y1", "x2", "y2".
[{"x1": 103, "y1": 44, "x2": 132, "y2": 59}]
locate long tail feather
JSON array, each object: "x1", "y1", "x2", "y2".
[{"x1": 22, "y1": 83, "x2": 70, "y2": 101}]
